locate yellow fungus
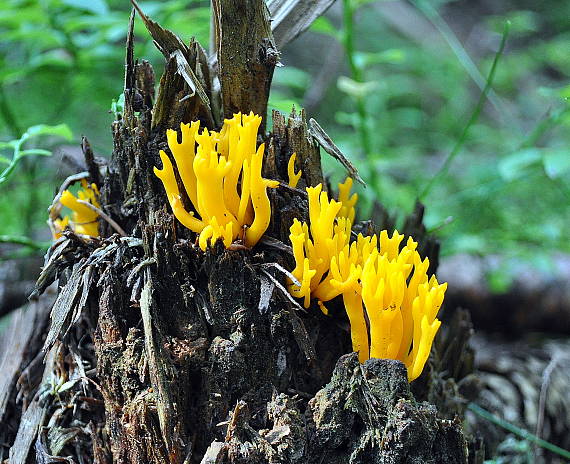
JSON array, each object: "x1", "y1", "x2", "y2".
[
  {"x1": 337, "y1": 177, "x2": 357, "y2": 224},
  {"x1": 53, "y1": 180, "x2": 100, "y2": 238},
  {"x1": 154, "y1": 113, "x2": 278, "y2": 250},
  {"x1": 154, "y1": 150, "x2": 205, "y2": 233},
  {"x1": 287, "y1": 153, "x2": 301, "y2": 188},
  {"x1": 287, "y1": 177, "x2": 446, "y2": 381},
  {"x1": 245, "y1": 143, "x2": 280, "y2": 247}
]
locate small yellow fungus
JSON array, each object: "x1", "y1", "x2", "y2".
[
  {"x1": 337, "y1": 177, "x2": 357, "y2": 224},
  {"x1": 287, "y1": 153, "x2": 301, "y2": 188},
  {"x1": 287, "y1": 177, "x2": 446, "y2": 381},
  {"x1": 53, "y1": 180, "x2": 100, "y2": 238},
  {"x1": 154, "y1": 113, "x2": 279, "y2": 251}
]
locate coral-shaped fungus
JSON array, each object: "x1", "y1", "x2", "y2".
[
  {"x1": 154, "y1": 113, "x2": 279, "y2": 250},
  {"x1": 287, "y1": 152, "x2": 301, "y2": 188},
  {"x1": 52, "y1": 180, "x2": 100, "y2": 238},
  {"x1": 288, "y1": 179, "x2": 447, "y2": 381}
]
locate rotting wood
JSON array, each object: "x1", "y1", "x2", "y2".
[
  {"x1": 308, "y1": 117, "x2": 365, "y2": 186},
  {"x1": 213, "y1": 0, "x2": 279, "y2": 132}
]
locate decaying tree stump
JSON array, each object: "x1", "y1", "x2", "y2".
[{"x1": 1, "y1": 2, "x2": 478, "y2": 463}]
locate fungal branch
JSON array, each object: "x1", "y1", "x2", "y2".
[
  {"x1": 154, "y1": 112, "x2": 279, "y2": 250},
  {"x1": 287, "y1": 152, "x2": 301, "y2": 188},
  {"x1": 287, "y1": 178, "x2": 447, "y2": 382}
]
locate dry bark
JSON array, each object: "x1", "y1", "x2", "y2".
[{"x1": 1, "y1": 4, "x2": 478, "y2": 464}]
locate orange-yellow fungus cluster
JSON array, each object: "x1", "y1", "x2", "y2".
[
  {"x1": 288, "y1": 179, "x2": 447, "y2": 381},
  {"x1": 154, "y1": 113, "x2": 279, "y2": 250},
  {"x1": 53, "y1": 180, "x2": 100, "y2": 238}
]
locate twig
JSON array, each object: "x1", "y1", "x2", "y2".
[
  {"x1": 419, "y1": 21, "x2": 510, "y2": 200},
  {"x1": 0, "y1": 235, "x2": 50, "y2": 251},
  {"x1": 342, "y1": 0, "x2": 371, "y2": 156},
  {"x1": 47, "y1": 172, "x2": 89, "y2": 218},
  {"x1": 412, "y1": 0, "x2": 509, "y2": 119},
  {"x1": 76, "y1": 200, "x2": 127, "y2": 237},
  {"x1": 534, "y1": 353, "x2": 561, "y2": 460}
]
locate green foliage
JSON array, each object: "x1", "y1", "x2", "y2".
[
  {"x1": 0, "y1": 124, "x2": 72, "y2": 184},
  {"x1": 1, "y1": 0, "x2": 569, "y2": 289},
  {"x1": 284, "y1": 0, "x2": 570, "y2": 289},
  {"x1": 0, "y1": 124, "x2": 72, "y2": 252},
  {"x1": 0, "y1": 0, "x2": 209, "y2": 254},
  {"x1": 0, "y1": 0, "x2": 210, "y2": 150},
  {"x1": 469, "y1": 403, "x2": 570, "y2": 461}
]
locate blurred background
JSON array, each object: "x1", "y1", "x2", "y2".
[{"x1": 0, "y1": 0, "x2": 569, "y2": 328}]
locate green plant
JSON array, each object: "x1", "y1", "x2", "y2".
[
  {"x1": 0, "y1": 0, "x2": 210, "y2": 254},
  {"x1": 292, "y1": 0, "x2": 570, "y2": 290},
  {"x1": 0, "y1": 124, "x2": 72, "y2": 253},
  {"x1": 469, "y1": 403, "x2": 570, "y2": 462}
]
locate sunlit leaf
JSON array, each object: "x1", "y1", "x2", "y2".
[
  {"x1": 309, "y1": 16, "x2": 338, "y2": 39},
  {"x1": 337, "y1": 76, "x2": 379, "y2": 98},
  {"x1": 25, "y1": 124, "x2": 73, "y2": 141},
  {"x1": 273, "y1": 66, "x2": 311, "y2": 91},
  {"x1": 542, "y1": 149, "x2": 570, "y2": 179},
  {"x1": 498, "y1": 148, "x2": 541, "y2": 181}
]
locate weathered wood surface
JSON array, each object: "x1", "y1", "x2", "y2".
[
  {"x1": 212, "y1": 0, "x2": 278, "y2": 132},
  {"x1": 0, "y1": 4, "x2": 478, "y2": 464}
]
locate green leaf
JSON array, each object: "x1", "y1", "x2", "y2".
[
  {"x1": 337, "y1": 76, "x2": 379, "y2": 98},
  {"x1": 0, "y1": 141, "x2": 18, "y2": 150},
  {"x1": 28, "y1": 50, "x2": 73, "y2": 69},
  {"x1": 110, "y1": 93, "x2": 125, "y2": 115},
  {"x1": 19, "y1": 149, "x2": 52, "y2": 157},
  {"x1": 355, "y1": 49, "x2": 406, "y2": 68},
  {"x1": 542, "y1": 149, "x2": 570, "y2": 179},
  {"x1": 498, "y1": 148, "x2": 541, "y2": 181},
  {"x1": 272, "y1": 66, "x2": 311, "y2": 91},
  {"x1": 25, "y1": 124, "x2": 73, "y2": 141},
  {"x1": 309, "y1": 16, "x2": 338, "y2": 40}
]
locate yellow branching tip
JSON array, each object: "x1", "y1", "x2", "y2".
[
  {"x1": 53, "y1": 180, "x2": 101, "y2": 238},
  {"x1": 287, "y1": 177, "x2": 446, "y2": 382},
  {"x1": 154, "y1": 113, "x2": 279, "y2": 251},
  {"x1": 287, "y1": 153, "x2": 301, "y2": 188}
]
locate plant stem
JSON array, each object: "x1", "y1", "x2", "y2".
[
  {"x1": 0, "y1": 235, "x2": 50, "y2": 251},
  {"x1": 413, "y1": 0, "x2": 509, "y2": 120},
  {"x1": 419, "y1": 21, "x2": 510, "y2": 200},
  {"x1": 342, "y1": 0, "x2": 371, "y2": 156},
  {"x1": 468, "y1": 403, "x2": 570, "y2": 460}
]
